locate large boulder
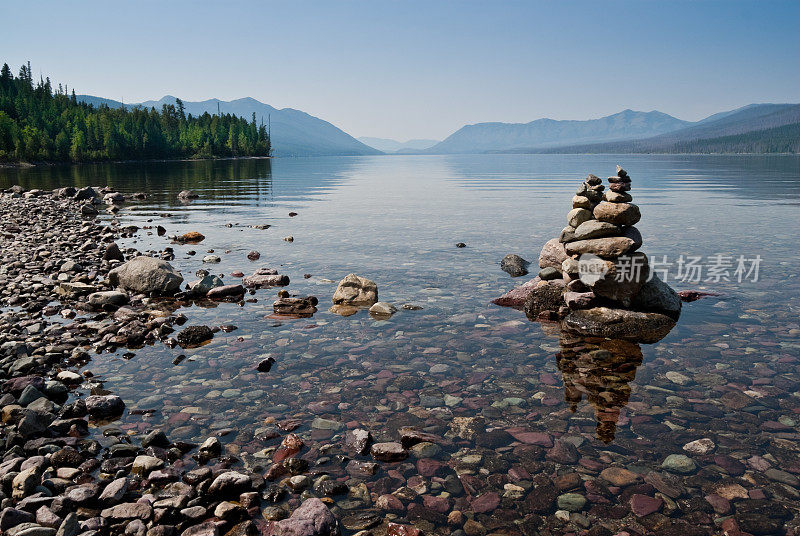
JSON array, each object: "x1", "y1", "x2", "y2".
[
  {"x1": 561, "y1": 307, "x2": 676, "y2": 344},
  {"x1": 539, "y1": 238, "x2": 568, "y2": 269},
  {"x1": 631, "y1": 274, "x2": 682, "y2": 319},
  {"x1": 491, "y1": 277, "x2": 541, "y2": 308},
  {"x1": 272, "y1": 498, "x2": 340, "y2": 536},
  {"x1": 590, "y1": 252, "x2": 650, "y2": 307},
  {"x1": 523, "y1": 280, "x2": 565, "y2": 320},
  {"x1": 109, "y1": 256, "x2": 183, "y2": 295},
  {"x1": 332, "y1": 274, "x2": 377, "y2": 306}
]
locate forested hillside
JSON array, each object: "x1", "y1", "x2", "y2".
[{"x1": 0, "y1": 62, "x2": 270, "y2": 163}]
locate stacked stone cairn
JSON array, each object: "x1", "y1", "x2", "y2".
[{"x1": 522, "y1": 166, "x2": 682, "y2": 343}]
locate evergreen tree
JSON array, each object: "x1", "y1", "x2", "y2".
[{"x1": 0, "y1": 61, "x2": 271, "y2": 163}]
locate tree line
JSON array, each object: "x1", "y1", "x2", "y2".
[{"x1": 0, "y1": 62, "x2": 270, "y2": 163}]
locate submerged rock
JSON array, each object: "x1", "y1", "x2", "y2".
[
  {"x1": 176, "y1": 326, "x2": 214, "y2": 348},
  {"x1": 272, "y1": 498, "x2": 340, "y2": 536}
]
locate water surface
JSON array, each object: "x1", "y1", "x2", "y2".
[{"x1": 3, "y1": 154, "x2": 799, "y2": 532}]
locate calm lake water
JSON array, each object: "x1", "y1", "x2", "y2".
[{"x1": 3, "y1": 154, "x2": 800, "y2": 533}]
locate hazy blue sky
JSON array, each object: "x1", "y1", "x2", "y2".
[{"x1": 2, "y1": 1, "x2": 798, "y2": 140}]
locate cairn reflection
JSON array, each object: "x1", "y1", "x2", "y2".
[{"x1": 556, "y1": 334, "x2": 643, "y2": 443}]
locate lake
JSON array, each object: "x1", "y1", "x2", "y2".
[{"x1": 3, "y1": 154, "x2": 799, "y2": 534}]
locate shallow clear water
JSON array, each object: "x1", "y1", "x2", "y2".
[{"x1": 3, "y1": 154, "x2": 800, "y2": 532}]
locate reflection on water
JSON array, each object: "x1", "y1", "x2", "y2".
[
  {"x1": 541, "y1": 308, "x2": 677, "y2": 444},
  {"x1": 556, "y1": 333, "x2": 644, "y2": 443}
]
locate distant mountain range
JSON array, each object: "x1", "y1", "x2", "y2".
[
  {"x1": 357, "y1": 137, "x2": 439, "y2": 153},
  {"x1": 426, "y1": 110, "x2": 692, "y2": 154},
  {"x1": 77, "y1": 95, "x2": 381, "y2": 157},
  {"x1": 77, "y1": 94, "x2": 799, "y2": 156},
  {"x1": 509, "y1": 103, "x2": 800, "y2": 154},
  {"x1": 425, "y1": 104, "x2": 800, "y2": 155}
]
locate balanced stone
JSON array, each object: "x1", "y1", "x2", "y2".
[
  {"x1": 559, "y1": 226, "x2": 576, "y2": 243},
  {"x1": 538, "y1": 238, "x2": 567, "y2": 269},
  {"x1": 567, "y1": 208, "x2": 592, "y2": 228},
  {"x1": 609, "y1": 182, "x2": 632, "y2": 192},
  {"x1": 591, "y1": 252, "x2": 650, "y2": 306},
  {"x1": 586, "y1": 174, "x2": 602, "y2": 186},
  {"x1": 603, "y1": 190, "x2": 633, "y2": 203},
  {"x1": 573, "y1": 220, "x2": 620, "y2": 240},
  {"x1": 622, "y1": 226, "x2": 643, "y2": 250},
  {"x1": 564, "y1": 237, "x2": 636, "y2": 258},
  {"x1": 593, "y1": 201, "x2": 641, "y2": 226},
  {"x1": 572, "y1": 195, "x2": 593, "y2": 209},
  {"x1": 523, "y1": 280, "x2": 565, "y2": 320}
]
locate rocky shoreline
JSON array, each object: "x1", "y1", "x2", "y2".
[
  {"x1": 0, "y1": 188, "x2": 346, "y2": 536},
  {"x1": 1, "y1": 186, "x2": 799, "y2": 536}
]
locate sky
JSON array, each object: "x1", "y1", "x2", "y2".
[{"x1": 2, "y1": 1, "x2": 799, "y2": 141}]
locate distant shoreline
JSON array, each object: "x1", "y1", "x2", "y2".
[
  {"x1": 0, "y1": 155, "x2": 273, "y2": 169},
  {"x1": 4, "y1": 153, "x2": 799, "y2": 169}
]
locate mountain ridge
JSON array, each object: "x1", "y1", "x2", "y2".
[
  {"x1": 503, "y1": 103, "x2": 800, "y2": 154},
  {"x1": 76, "y1": 95, "x2": 381, "y2": 157},
  {"x1": 425, "y1": 109, "x2": 693, "y2": 154}
]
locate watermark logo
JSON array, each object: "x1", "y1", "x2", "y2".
[
  {"x1": 576, "y1": 253, "x2": 762, "y2": 285},
  {"x1": 577, "y1": 253, "x2": 608, "y2": 285}
]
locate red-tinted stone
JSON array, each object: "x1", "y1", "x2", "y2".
[
  {"x1": 273, "y1": 434, "x2": 303, "y2": 462},
  {"x1": 704, "y1": 493, "x2": 731, "y2": 515},
  {"x1": 387, "y1": 523, "x2": 421, "y2": 536},
  {"x1": 471, "y1": 492, "x2": 500, "y2": 513},
  {"x1": 417, "y1": 458, "x2": 444, "y2": 478},
  {"x1": 508, "y1": 431, "x2": 553, "y2": 447},
  {"x1": 376, "y1": 494, "x2": 405, "y2": 512},
  {"x1": 629, "y1": 494, "x2": 662, "y2": 516},
  {"x1": 423, "y1": 495, "x2": 450, "y2": 513}
]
